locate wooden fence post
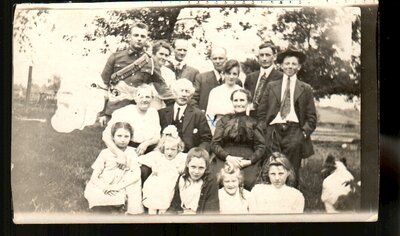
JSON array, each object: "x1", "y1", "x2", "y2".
[{"x1": 25, "y1": 65, "x2": 33, "y2": 108}]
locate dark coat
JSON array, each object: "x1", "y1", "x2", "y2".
[
  {"x1": 158, "y1": 104, "x2": 212, "y2": 153},
  {"x1": 177, "y1": 65, "x2": 200, "y2": 83},
  {"x1": 167, "y1": 174, "x2": 219, "y2": 214},
  {"x1": 244, "y1": 68, "x2": 283, "y2": 100},
  {"x1": 256, "y1": 78, "x2": 317, "y2": 158}
]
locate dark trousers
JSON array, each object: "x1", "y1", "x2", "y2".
[
  {"x1": 128, "y1": 141, "x2": 156, "y2": 185},
  {"x1": 265, "y1": 123, "x2": 304, "y2": 187}
]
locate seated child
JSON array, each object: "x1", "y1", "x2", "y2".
[
  {"x1": 249, "y1": 152, "x2": 305, "y2": 214},
  {"x1": 138, "y1": 125, "x2": 187, "y2": 214},
  {"x1": 84, "y1": 122, "x2": 143, "y2": 214},
  {"x1": 218, "y1": 161, "x2": 250, "y2": 214},
  {"x1": 167, "y1": 147, "x2": 219, "y2": 214}
]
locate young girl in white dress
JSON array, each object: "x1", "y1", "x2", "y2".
[
  {"x1": 84, "y1": 122, "x2": 143, "y2": 214},
  {"x1": 249, "y1": 152, "x2": 305, "y2": 214},
  {"x1": 218, "y1": 162, "x2": 250, "y2": 214},
  {"x1": 138, "y1": 125, "x2": 187, "y2": 214}
]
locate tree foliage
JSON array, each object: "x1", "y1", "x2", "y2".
[
  {"x1": 272, "y1": 7, "x2": 360, "y2": 99},
  {"x1": 13, "y1": 9, "x2": 51, "y2": 55},
  {"x1": 84, "y1": 7, "x2": 182, "y2": 53}
]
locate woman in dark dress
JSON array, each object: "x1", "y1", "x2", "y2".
[{"x1": 210, "y1": 89, "x2": 266, "y2": 190}]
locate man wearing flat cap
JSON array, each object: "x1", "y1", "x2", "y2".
[{"x1": 257, "y1": 46, "x2": 317, "y2": 187}]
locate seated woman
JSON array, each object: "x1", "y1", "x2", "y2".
[
  {"x1": 249, "y1": 152, "x2": 305, "y2": 214},
  {"x1": 206, "y1": 59, "x2": 242, "y2": 134},
  {"x1": 210, "y1": 89, "x2": 266, "y2": 190}
]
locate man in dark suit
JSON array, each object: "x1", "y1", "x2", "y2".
[
  {"x1": 191, "y1": 47, "x2": 227, "y2": 112},
  {"x1": 257, "y1": 46, "x2": 317, "y2": 187},
  {"x1": 167, "y1": 38, "x2": 200, "y2": 83},
  {"x1": 244, "y1": 42, "x2": 283, "y2": 117},
  {"x1": 159, "y1": 79, "x2": 212, "y2": 153}
]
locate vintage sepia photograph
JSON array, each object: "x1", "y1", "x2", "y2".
[{"x1": 11, "y1": 1, "x2": 377, "y2": 223}]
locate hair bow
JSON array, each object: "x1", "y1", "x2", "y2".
[{"x1": 162, "y1": 125, "x2": 179, "y2": 138}]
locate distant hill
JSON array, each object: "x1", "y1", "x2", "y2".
[{"x1": 316, "y1": 106, "x2": 360, "y2": 125}]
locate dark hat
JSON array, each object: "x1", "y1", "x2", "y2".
[{"x1": 276, "y1": 45, "x2": 306, "y2": 64}]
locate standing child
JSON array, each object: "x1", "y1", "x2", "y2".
[
  {"x1": 138, "y1": 125, "x2": 187, "y2": 214},
  {"x1": 249, "y1": 152, "x2": 305, "y2": 214},
  {"x1": 218, "y1": 162, "x2": 250, "y2": 214},
  {"x1": 167, "y1": 147, "x2": 219, "y2": 214},
  {"x1": 84, "y1": 122, "x2": 143, "y2": 214}
]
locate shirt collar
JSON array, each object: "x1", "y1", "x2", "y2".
[
  {"x1": 283, "y1": 74, "x2": 297, "y2": 82},
  {"x1": 173, "y1": 58, "x2": 186, "y2": 69},
  {"x1": 174, "y1": 103, "x2": 188, "y2": 112},
  {"x1": 260, "y1": 66, "x2": 274, "y2": 78}
]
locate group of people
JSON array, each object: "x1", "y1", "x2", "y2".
[{"x1": 84, "y1": 21, "x2": 317, "y2": 215}]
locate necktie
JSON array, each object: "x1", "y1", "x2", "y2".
[
  {"x1": 253, "y1": 73, "x2": 267, "y2": 106},
  {"x1": 175, "y1": 107, "x2": 181, "y2": 122},
  {"x1": 280, "y1": 77, "x2": 291, "y2": 119},
  {"x1": 175, "y1": 63, "x2": 182, "y2": 78}
]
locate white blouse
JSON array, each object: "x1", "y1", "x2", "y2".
[
  {"x1": 104, "y1": 104, "x2": 161, "y2": 144},
  {"x1": 206, "y1": 84, "x2": 241, "y2": 118},
  {"x1": 248, "y1": 184, "x2": 305, "y2": 214},
  {"x1": 218, "y1": 188, "x2": 250, "y2": 214},
  {"x1": 179, "y1": 177, "x2": 203, "y2": 214}
]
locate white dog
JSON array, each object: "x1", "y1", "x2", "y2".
[{"x1": 321, "y1": 155, "x2": 361, "y2": 213}]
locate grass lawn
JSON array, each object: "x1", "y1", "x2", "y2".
[{"x1": 11, "y1": 106, "x2": 360, "y2": 214}]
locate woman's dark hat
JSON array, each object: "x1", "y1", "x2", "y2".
[{"x1": 276, "y1": 46, "x2": 306, "y2": 64}]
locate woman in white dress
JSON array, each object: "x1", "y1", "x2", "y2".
[{"x1": 206, "y1": 59, "x2": 242, "y2": 134}]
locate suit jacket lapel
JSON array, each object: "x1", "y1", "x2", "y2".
[
  {"x1": 294, "y1": 80, "x2": 305, "y2": 102},
  {"x1": 182, "y1": 106, "x2": 194, "y2": 133},
  {"x1": 268, "y1": 68, "x2": 279, "y2": 81},
  {"x1": 210, "y1": 71, "x2": 219, "y2": 86},
  {"x1": 271, "y1": 80, "x2": 282, "y2": 103}
]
